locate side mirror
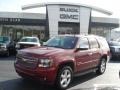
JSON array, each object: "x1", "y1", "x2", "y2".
[
  {"x1": 79, "y1": 45, "x2": 89, "y2": 50},
  {"x1": 75, "y1": 45, "x2": 89, "y2": 52}
]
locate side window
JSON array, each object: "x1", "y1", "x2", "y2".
[
  {"x1": 89, "y1": 37, "x2": 99, "y2": 49},
  {"x1": 97, "y1": 37, "x2": 109, "y2": 49},
  {"x1": 79, "y1": 37, "x2": 89, "y2": 49}
]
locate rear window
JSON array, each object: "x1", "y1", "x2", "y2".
[{"x1": 20, "y1": 37, "x2": 38, "y2": 43}]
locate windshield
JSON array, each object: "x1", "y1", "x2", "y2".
[
  {"x1": 20, "y1": 37, "x2": 38, "y2": 43},
  {"x1": 0, "y1": 36, "x2": 9, "y2": 43},
  {"x1": 45, "y1": 36, "x2": 78, "y2": 49}
]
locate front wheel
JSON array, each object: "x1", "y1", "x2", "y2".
[
  {"x1": 96, "y1": 58, "x2": 106, "y2": 75},
  {"x1": 55, "y1": 66, "x2": 73, "y2": 90}
]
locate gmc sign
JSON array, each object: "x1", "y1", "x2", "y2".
[
  {"x1": 59, "y1": 6, "x2": 80, "y2": 22},
  {"x1": 60, "y1": 14, "x2": 79, "y2": 20}
]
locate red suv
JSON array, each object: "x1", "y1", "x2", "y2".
[{"x1": 14, "y1": 35, "x2": 110, "y2": 89}]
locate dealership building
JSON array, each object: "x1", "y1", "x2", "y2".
[{"x1": 0, "y1": 3, "x2": 119, "y2": 41}]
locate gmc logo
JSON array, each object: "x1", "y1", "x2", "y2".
[{"x1": 60, "y1": 14, "x2": 79, "y2": 20}]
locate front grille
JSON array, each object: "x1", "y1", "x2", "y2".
[
  {"x1": 16, "y1": 55, "x2": 38, "y2": 69},
  {"x1": 20, "y1": 44, "x2": 35, "y2": 49}
]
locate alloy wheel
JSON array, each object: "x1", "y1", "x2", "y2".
[{"x1": 60, "y1": 68, "x2": 72, "y2": 88}]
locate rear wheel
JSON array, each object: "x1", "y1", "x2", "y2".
[
  {"x1": 96, "y1": 58, "x2": 106, "y2": 74},
  {"x1": 55, "y1": 66, "x2": 73, "y2": 90}
]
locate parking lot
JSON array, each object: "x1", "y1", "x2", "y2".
[{"x1": 0, "y1": 56, "x2": 120, "y2": 90}]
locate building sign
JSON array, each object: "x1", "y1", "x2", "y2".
[
  {"x1": 0, "y1": 18, "x2": 21, "y2": 22},
  {"x1": 59, "y1": 6, "x2": 80, "y2": 22}
]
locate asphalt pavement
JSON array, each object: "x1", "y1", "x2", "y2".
[{"x1": 0, "y1": 56, "x2": 120, "y2": 90}]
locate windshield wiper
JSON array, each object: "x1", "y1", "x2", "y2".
[{"x1": 45, "y1": 45, "x2": 64, "y2": 49}]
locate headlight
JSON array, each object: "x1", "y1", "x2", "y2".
[
  {"x1": 16, "y1": 44, "x2": 20, "y2": 48},
  {"x1": 38, "y1": 59, "x2": 53, "y2": 68},
  {"x1": 1, "y1": 44, "x2": 7, "y2": 48}
]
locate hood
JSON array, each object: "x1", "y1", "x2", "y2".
[
  {"x1": 110, "y1": 46, "x2": 120, "y2": 48},
  {"x1": 18, "y1": 42, "x2": 39, "y2": 45},
  {"x1": 19, "y1": 46, "x2": 67, "y2": 57}
]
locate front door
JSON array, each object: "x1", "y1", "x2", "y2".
[
  {"x1": 75, "y1": 50, "x2": 93, "y2": 72},
  {"x1": 75, "y1": 37, "x2": 93, "y2": 72}
]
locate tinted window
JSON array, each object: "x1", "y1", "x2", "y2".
[
  {"x1": 45, "y1": 36, "x2": 78, "y2": 49},
  {"x1": 79, "y1": 37, "x2": 89, "y2": 49},
  {"x1": 89, "y1": 37, "x2": 99, "y2": 49}
]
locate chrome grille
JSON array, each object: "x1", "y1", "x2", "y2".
[{"x1": 16, "y1": 55, "x2": 38, "y2": 69}]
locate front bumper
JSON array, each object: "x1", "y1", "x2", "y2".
[
  {"x1": 0, "y1": 48, "x2": 8, "y2": 54},
  {"x1": 14, "y1": 64, "x2": 57, "y2": 85}
]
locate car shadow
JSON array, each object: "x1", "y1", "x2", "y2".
[
  {"x1": 0, "y1": 72, "x2": 99, "y2": 90},
  {"x1": 0, "y1": 78, "x2": 56, "y2": 90},
  {"x1": 69, "y1": 72, "x2": 98, "y2": 89}
]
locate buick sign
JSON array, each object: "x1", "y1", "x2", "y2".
[{"x1": 59, "y1": 6, "x2": 80, "y2": 22}]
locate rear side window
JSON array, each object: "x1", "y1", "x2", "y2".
[
  {"x1": 88, "y1": 37, "x2": 99, "y2": 49},
  {"x1": 97, "y1": 37, "x2": 109, "y2": 49}
]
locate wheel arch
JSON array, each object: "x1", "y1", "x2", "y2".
[
  {"x1": 57, "y1": 61, "x2": 75, "y2": 73},
  {"x1": 101, "y1": 55, "x2": 107, "y2": 62}
]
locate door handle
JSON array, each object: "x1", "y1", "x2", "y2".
[{"x1": 88, "y1": 53, "x2": 93, "y2": 56}]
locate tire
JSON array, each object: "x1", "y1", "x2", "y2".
[
  {"x1": 55, "y1": 66, "x2": 73, "y2": 90},
  {"x1": 96, "y1": 58, "x2": 106, "y2": 75}
]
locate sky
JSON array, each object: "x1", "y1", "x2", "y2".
[{"x1": 0, "y1": 0, "x2": 120, "y2": 19}]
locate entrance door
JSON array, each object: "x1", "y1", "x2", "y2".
[{"x1": 16, "y1": 29, "x2": 23, "y2": 41}]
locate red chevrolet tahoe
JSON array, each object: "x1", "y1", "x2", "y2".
[{"x1": 14, "y1": 35, "x2": 110, "y2": 89}]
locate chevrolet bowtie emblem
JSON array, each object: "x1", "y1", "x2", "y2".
[{"x1": 22, "y1": 58, "x2": 27, "y2": 62}]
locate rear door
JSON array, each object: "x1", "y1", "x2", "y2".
[{"x1": 88, "y1": 37, "x2": 101, "y2": 67}]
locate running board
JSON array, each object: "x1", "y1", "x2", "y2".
[{"x1": 74, "y1": 68, "x2": 98, "y2": 77}]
